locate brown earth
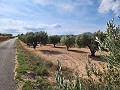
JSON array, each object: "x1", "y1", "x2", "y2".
[{"x1": 21, "y1": 42, "x2": 107, "y2": 78}]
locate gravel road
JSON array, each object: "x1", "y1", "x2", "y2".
[{"x1": 0, "y1": 38, "x2": 16, "y2": 90}]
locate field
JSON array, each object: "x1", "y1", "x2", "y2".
[
  {"x1": 0, "y1": 36, "x2": 14, "y2": 42},
  {"x1": 0, "y1": 36, "x2": 9, "y2": 42},
  {"x1": 16, "y1": 21, "x2": 120, "y2": 89},
  {"x1": 20, "y1": 42, "x2": 108, "y2": 78},
  {"x1": 15, "y1": 40, "x2": 111, "y2": 90},
  {"x1": 15, "y1": 40, "x2": 73, "y2": 90}
]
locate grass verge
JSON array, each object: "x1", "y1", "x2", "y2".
[{"x1": 15, "y1": 40, "x2": 72, "y2": 90}]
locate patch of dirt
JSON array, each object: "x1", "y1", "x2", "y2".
[
  {"x1": 21, "y1": 42, "x2": 107, "y2": 77},
  {"x1": 36, "y1": 44, "x2": 107, "y2": 76}
]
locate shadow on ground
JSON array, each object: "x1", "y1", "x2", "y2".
[
  {"x1": 69, "y1": 50, "x2": 88, "y2": 53},
  {"x1": 54, "y1": 46, "x2": 66, "y2": 49},
  {"x1": 88, "y1": 55, "x2": 106, "y2": 62},
  {"x1": 40, "y1": 50, "x2": 61, "y2": 55}
]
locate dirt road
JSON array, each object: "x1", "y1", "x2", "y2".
[{"x1": 0, "y1": 38, "x2": 16, "y2": 90}]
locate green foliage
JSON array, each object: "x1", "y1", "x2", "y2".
[
  {"x1": 85, "y1": 57, "x2": 120, "y2": 90},
  {"x1": 56, "y1": 60, "x2": 82, "y2": 90},
  {"x1": 34, "y1": 77, "x2": 52, "y2": 90},
  {"x1": 76, "y1": 32, "x2": 106, "y2": 56},
  {"x1": 18, "y1": 31, "x2": 48, "y2": 49},
  {"x1": 56, "y1": 18, "x2": 120, "y2": 90},
  {"x1": 22, "y1": 80, "x2": 34, "y2": 90},
  {"x1": 86, "y1": 18, "x2": 120, "y2": 90},
  {"x1": 49, "y1": 35, "x2": 61, "y2": 47},
  {"x1": 76, "y1": 33, "x2": 91, "y2": 48},
  {"x1": 97, "y1": 18, "x2": 120, "y2": 67},
  {"x1": 25, "y1": 32, "x2": 34, "y2": 46},
  {"x1": 0, "y1": 33, "x2": 12, "y2": 36},
  {"x1": 22, "y1": 78, "x2": 52, "y2": 90},
  {"x1": 76, "y1": 33, "x2": 98, "y2": 56},
  {"x1": 35, "y1": 31, "x2": 48, "y2": 45},
  {"x1": 35, "y1": 64, "x2": 49, "y2": 76},
  {"x1": 60, "y1": 35, "x2": 75, "y2": 50}
]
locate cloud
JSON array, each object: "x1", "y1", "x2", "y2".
[
  {"x1": 24, "y1": 27, "x2": 45, "y2": 31},
  {"x1": 23, "y1": 24, "x2": 62, "y2": 31},
  {"x1": 0, "y1": 25, "x2": 28, "y2": 35},
  {"x1": 98, "y1": 0, "x2": 120, "y2": 16},
  {"x1": 0, "y1": 18, "x2": 62, "y2": 35},
  {"x1": 0, "y1": 19, "x2": 25, "y2": 26},
  {"x1": 51, "y1": 24, "x2": 62, "y2": 29},
  {"x1": 34, "y1": 0, "x2": 94, "y2": 12}
]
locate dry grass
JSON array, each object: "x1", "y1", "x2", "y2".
[{"x1": 20, "y1": 42, "x2": 108, "y2": 78}]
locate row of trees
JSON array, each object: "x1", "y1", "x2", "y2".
[
  {"x1": 0, "y1": 33, "x2": 12, "y2": 36},
  {"x1": 0, "y1": 33, "x2": 14, "y2": 42},
  {"x1": 18, "y1": 31, "x2": 48, "y2": 49},
  {"x1": 18, "y1": 30, "x2": 106, "y2": 56}
]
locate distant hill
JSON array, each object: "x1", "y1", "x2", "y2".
[
  {"x1": 86, "y1": 32, "x2": 92, "y2": 35},
  {"x1": 57, "y1": 32, "x2": 92, "y2": 37},
  {"x1": 50, "y1": 32, "x2": 92, "y2": 37}
]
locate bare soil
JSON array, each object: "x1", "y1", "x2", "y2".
[{"x1": 22, "y1": 43, "x2": 107, "y2": 77}]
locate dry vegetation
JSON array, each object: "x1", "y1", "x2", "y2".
[
  {"x1": 20, "y1": 41, "x2": 108, "y2": 78},
  {"x1": 0, "y1": 36, "x2": 9, "y2": 42},
  {"x1": 15, "y1": 40, "x2": 73, "y2": 90}
]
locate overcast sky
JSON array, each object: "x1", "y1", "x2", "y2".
[{"x1": 0, "y1": 0, "x2": 120, "y2": 35}]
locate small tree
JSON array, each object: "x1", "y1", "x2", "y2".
[
  {"x1": 36, "y1": 31, "x2": 48, "y2": 46},
  {"x1": 32, "y1": 33, "x2": 38, "y2": 49},
  {"x1": 26, "y1": 32, "x2": 34, "y2": 47},
  {"x1": 49, "y1": 35, "x2": 61, "y2": 47},
  {"x1": 76, "y1": 33, "x2": 98, "y2": 56},
  {"x1": 61, "y1": 35, "x2": 75, "y2": 50},
  {"x1": 76, "y1": 31, "x2": 106, "y2": 56},
  {"x1": 18, "y1": 34, "x2": 26, "y2": 43}
]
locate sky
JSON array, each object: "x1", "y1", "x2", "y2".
[{"x1": 0, "y1": 0, "x2": 120, "y2": 36}]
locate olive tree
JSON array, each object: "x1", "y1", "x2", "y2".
[
  {"x1": 18, "y1": 34, "x2": 26, "y2": 43},
  {"x1": 25, "y1": 32, "x2": 38, "y2": 49},
  {"x1": 49, "y1": 35, "x2": 61, "y2": 47},
  {"x1": 26, "y1": 32, "x2": 34, "y2": 47},
  {"x1": 19, "y1": 31, "x2": 49, "y2": 49},
  {"x1": 60, "y1": 35, "x2": 75, "y2": 50},
  {"x1": 76, "y1": 31, "x2": 106, "y2": 56},
  {"x1": 97, "y1": 18, "x2": 120, "y2": 66},
  {"x1": 36, "y1": 31, "x2": 48, "y2": 46},
  {"x1": 76, "y1": 33, "x2": 97, "y2": 56}
]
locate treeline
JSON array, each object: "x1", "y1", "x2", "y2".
[
  {"x1": 18, "y1": 30, "x2": 106, "y2": 56},
  {"x1": 0, "y1": 33, "x2": 12, "y2": 37},
  {"x1": 0, "y1": 33, "x2": 14, "y2": 42}
]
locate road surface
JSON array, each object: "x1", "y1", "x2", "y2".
[{"x1": 0, "y1": 38, "x2": 16, "y2": 90}]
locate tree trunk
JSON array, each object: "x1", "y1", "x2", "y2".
[
  {"x1": 90, "y1": 50, "x2": 96, "y2": 56},
  {"x1": 67, "y1": 46, "x2": 69, "y2": 51},
  {"x1": 87, "y1": 45, "x2": 96, "y2": 56},
  {"x1": 54, "y1": 44, "x2": 56, "y2": 47},
  {"x1": 33, "y1": 42, "x2": 37, "y2": 49}
]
